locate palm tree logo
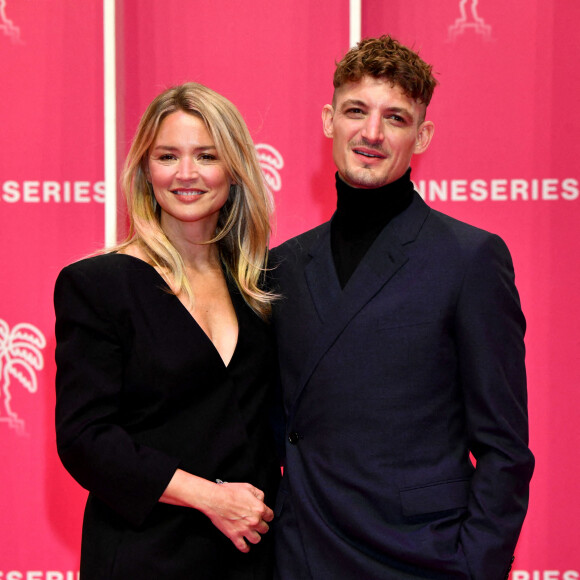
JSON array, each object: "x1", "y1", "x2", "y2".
[
  {"x1": 0, "y1": 319, "x2": 46, "y2": 435},
  {"x1": 256, "y1": 143, "x2": 284, "y2": 193}
]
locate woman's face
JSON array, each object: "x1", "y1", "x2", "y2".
[{"x1": 146, "y1": 110, "x2": 231, "y2": 236}]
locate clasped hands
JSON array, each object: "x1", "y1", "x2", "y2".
[{"x1": 204, "y1": 481, "x2": 274, "y2": 553}]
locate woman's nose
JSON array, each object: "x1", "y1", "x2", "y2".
[{"x1": 177, "y1": 158, "x2": 199, "y2": 180}]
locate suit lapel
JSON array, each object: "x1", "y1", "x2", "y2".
[
  {"x1": 304, "y1": 225, "x2": 342, "y2": 323},
  {"x1": 291, "y1": 193, "x2": 431, "y2": 411}
]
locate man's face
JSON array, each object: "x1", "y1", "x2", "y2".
[{"x1": 322, "y1": 76, "x2": 434, "y2": 189}]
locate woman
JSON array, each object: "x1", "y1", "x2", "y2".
[{"x1": 54, "y1": 83, "x2": 280, "y2": 579}]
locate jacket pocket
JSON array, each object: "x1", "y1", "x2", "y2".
[{"x1": 399, "y1": 478, "x2": 471, "y2": 517}]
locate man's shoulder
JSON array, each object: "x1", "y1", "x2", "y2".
[
  {"x1": 425, "y1": 205, "x2": 500, "y2": 244},
  {"x1": 271, "y1": 221, "x2": 331, "y2": 260},
  {"x1": 420, "y1": 205, "x2": 515, "y2": 268}
]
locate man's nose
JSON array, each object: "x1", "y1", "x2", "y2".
[{"x1": 361, "y1": 113, "x2": 383, "y2": 143}]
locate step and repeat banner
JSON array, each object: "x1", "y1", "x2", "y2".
[
  {"x1": 1, "y1": 0, "x2": 578, "y2": 578},
  {"x1": 1, "y1": 1, "x2": 105, "y2": 578}
]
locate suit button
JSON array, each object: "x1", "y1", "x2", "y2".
[{"x1": 288, "y1": 432, "x2": 301, "y2": 445}]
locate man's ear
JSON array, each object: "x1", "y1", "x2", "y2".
[
  {"x1": 414, "y1": 120, "x2": 434, "y2": 154},
  {"x1": 322, "y1": 104, "x2": 335, "y2": 138}
]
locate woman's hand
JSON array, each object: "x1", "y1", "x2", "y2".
[
  {"x1": 160, "y1": 469, "x2": 274, "y2": 552},
  {"x1": 203, "y1": 481, "x2": 274, "y2": 552}
]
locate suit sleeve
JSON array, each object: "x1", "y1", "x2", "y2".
[
  {"x1": 455, "y1": 234, "x2": 534, "y2": 580},
  {"x1": 54, "y1": 264, "x2": 181, "y2": 527}
]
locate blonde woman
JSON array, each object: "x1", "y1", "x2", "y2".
[{"x1": 54, "y1": 83, "x2": 280, "y2": 579}]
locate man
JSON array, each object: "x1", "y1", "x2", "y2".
[{"x1": 270, "y1": 36, "x2": 534, "y2": 580}]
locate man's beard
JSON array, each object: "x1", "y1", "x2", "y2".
[{"x1": 343, "y1": 166, "x2": 389, "y2": 189}]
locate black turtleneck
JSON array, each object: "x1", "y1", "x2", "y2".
[{"x1": 331, "y1": 168, "x2": 414, "y2": 288}]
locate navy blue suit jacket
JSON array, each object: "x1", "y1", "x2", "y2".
[{"x1": 270, "y1": 193, "x2": 534, "y2": 579}]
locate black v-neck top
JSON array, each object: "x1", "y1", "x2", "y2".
[
  {"x1": 54, "y1": 253, "x2": 280, "y2": 579},
  {"x1": 331, "y1": 169, "x2": 414, "y2": 288}
]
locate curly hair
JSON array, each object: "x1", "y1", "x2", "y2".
[
  {"x1": 113, "y1": 83, "x2": 276, "y2": 319},
  {"x1": 333, "y1": 35, "x2": 437, "y2": 106}
]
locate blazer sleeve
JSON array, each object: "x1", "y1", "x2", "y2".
[
  {"x1": 54, "y1": 263, "x2": 181, "y2": 527},
  {"x1": 455, "y1": 234, "x2": 534, "y2": 580}
]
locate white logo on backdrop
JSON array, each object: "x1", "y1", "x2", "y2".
[
  {"x1": 0, "y1": 0, "x2": 22, "y2": 44},
  {"x1": 448, "y1": 0, "x2": 492, "y2": 41},
  {"x1": 0, "y1": 319, "x2": 46, "y2": 435},
  {"x1": 256, "y1": 144, "x2": 284, "y2": 193}
]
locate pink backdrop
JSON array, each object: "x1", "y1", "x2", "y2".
[
  {"x1": 1, "y1": 1, "x2": 578, "y2": 578},
  {"x1": 1, "y1": 1, "x2": 104, "y2": 577}
]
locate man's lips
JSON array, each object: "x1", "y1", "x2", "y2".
[{"x1": 352, "y1": 147, "x2": 386, "y2": 159}]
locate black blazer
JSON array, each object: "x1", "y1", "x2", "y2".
[
  {"x1": 270, "y1": 193, "x2": 534, "y2": 580},
  {"x1": 54, "y1": 254, "x2": 280, "y2": 579}
]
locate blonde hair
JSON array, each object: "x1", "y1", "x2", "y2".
[{"x1": 114, "y1": 82, "x2": 275, "y2": 319}]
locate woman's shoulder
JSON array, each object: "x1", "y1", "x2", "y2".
[
  {"x1": 54, "y1": 253, "x2": 163, "y2": 319},
  {"x1": 57, "y1": 253, "x2": 156, "y2": 289},
  {"x1": 61, "y1": 252, "x2": 133, "y2": 274}
]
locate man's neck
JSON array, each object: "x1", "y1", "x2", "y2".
[{"x1": 330, "y1": 168, "x2": 414, "y2": 288}]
